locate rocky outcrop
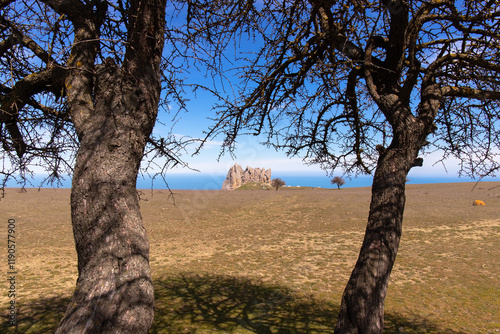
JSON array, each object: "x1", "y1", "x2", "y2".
[
  {"x1": 221, "y1": 164, "x2": 244, "y2": 190},
  {"x1": 221, "y1": 163, "x2": 272, "y2": 190}
]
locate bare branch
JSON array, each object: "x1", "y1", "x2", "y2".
[
  {"x1": 0, "y1": 16, "x2": 58, "y2": 65},
  {"x1": 0, "y1": 0, "x2": 14, "y2": 10},
  {"x1": 38, "y1": 0, "x2": 89, "y2": 23},
  {"x1": 442, "y1": 86, "x2": 500, "y2": 100}
]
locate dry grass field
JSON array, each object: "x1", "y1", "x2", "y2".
[{"x1": 1, "y1": 182, "x2": 499, "y2": 333}]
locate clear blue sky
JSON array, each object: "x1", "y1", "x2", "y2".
[
  {"x1": 151, "y1": 90, "x2": 471, "y2": 180},
  {"x1": 153, "y1": 25, "x2": 486, "y2": 182}
]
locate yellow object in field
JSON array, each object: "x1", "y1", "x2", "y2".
[{"x1": 473, "y1": 200, "x2": 486, "y2": 206}]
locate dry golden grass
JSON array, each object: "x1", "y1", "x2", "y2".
[{"x1": 1, "y1": 182, "x2": 499, "y2": 333}]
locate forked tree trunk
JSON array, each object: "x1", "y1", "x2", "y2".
[
  {"x1": 56, "y1": 64, "x2": 157, "y2": 333},
  {"x1": 334, "y1": 141, "x2": 420, "y2": 334},
  {"x1": 55, "y1": 1, "x2": 166, "y2": 331}
]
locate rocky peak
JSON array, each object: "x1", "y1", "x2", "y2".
[{"x1": 221, "y1": 163, "x2": 272, "y2": 190}]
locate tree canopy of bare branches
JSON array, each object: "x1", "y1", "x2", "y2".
[
  {"x1": 0, "y1": 0, "x2": 192, "y2": 190},
  {"x1": 187, "y1": 0, "x2": 500, "y2": 177}
]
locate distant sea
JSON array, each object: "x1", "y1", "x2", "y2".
[
  {"x1": 5, "y1": 173, "x2": 498, "y2": 190},
  {"x1": 138, "y1": 173, "x2": 497, "y2": 190},
  {"x1": 140, "y1": 173, "x2": 499, "y2": 190}
]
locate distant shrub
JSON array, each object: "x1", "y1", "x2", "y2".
[
  {"x1": 271, "y1": 178, "x2": 286, "y2": 191},
  {"x1": 331, "y1": 176, "x2": 345, "y2": 189}
]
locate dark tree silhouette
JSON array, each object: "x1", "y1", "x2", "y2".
[
  {"x1": 331, "y1": 177, "x2": 345, "y2": 189},
  {"x1": 271, "y1": 177, "x2": 286, "y2": 190},
  {"x1": 1, "y1": 1, "x2": 191, "y2": 332},
  {"x1": 185, "y1": 1, "x2": 500, "y2": 332}
]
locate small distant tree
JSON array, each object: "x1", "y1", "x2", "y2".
[
  {"x1": 271, "y1": 178, "x2": 286, "y2": 191},
  {"x1": 331, "y1": 176, "x2": 346, "y2": 189}
]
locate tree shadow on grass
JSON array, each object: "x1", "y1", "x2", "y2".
[
  {"x1": 153, "y1": 273, "x2": 336, "y2": 334},
  {"x1": 1, "y1": 273, "x2": 466, "y2": 333},
  {"x1": 0, "y1": 295, "x2": 70, "y2": 333},
  {"x1": 152, "y1": 273, "x2": 466, "y2": 334}
]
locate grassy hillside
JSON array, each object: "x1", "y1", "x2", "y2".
[
  {"x1": 234, "y1": 182, "x2": 317, "y2": 190},
  {"x1": 1, "y1": 182, "x2": 499, "y2": 333},
  {"x1": 235, "y1": 182, "x2": 274, "y2": 190}
]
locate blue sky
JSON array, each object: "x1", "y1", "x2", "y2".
[
  {"x1": 149, "y1": 68, "x2": 484, "y2": 182},
  {"x1": 4, "y1": 1, "x2": 496, "y2": 189},
  {"x1": 150, "y1": 90, "x2": 473, "y2": 181},
  {"x1": 153, "y1": 16, "x2": 486, "y2": 182}
]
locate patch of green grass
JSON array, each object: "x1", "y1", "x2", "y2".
[{"x1": 235, "y1": 182, "x2": 273, "y2": 190}]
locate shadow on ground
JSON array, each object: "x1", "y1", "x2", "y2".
[
  {"x1": 1, "y1": 273, "x2": 465, "y2": 333},
  {"x1": 0, "y1": 295, "x2": 71, "y2": 333},
  {"x1": 153, "y1": 273, "x2": 336, "y2": 334}
]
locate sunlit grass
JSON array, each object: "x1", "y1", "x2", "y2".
[{"x1": 1, "y1": 182, "x2": 499, "y2": 333}]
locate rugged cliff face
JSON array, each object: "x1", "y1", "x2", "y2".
[{"x1": 221, "y1": 163, "x2": 272, "y2": 190}]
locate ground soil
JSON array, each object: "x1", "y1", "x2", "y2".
[{"x1": 1, "y1": 182, "x2": 499, "y2": 333}]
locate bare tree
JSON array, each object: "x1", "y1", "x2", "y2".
[
  {"x1": 0, "y1": 1, "x2": 192, "y2": 332},
  {"x1": 331, "y1": 176, "x2": 345, "y2": 189},
  {"x1": 185, "y1": 0, "x2": 500, "y2": 332},
  {"x1": 271, "y1": 177, "x2": 286, "y2": 190}
]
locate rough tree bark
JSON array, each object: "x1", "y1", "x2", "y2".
[
  {"x1": 334, "y1": 80, "x2": 441, "y2": 333},
  {"x1": 334, "y1": 142, "x2": 419, "y2": 333},
  {"x1": 54, "y1": 0, "x2": 167, "y2": 332}
]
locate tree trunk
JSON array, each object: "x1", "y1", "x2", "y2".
[
  {"x1": 334, "y1": 142, "x2": 419, "y2": 334},
  {"x1": 55, "y1": 63, "x2": 156, "y2": 333},
  {"x1": 53, "y1": 1, "x2": 166, "y2": 332}
]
